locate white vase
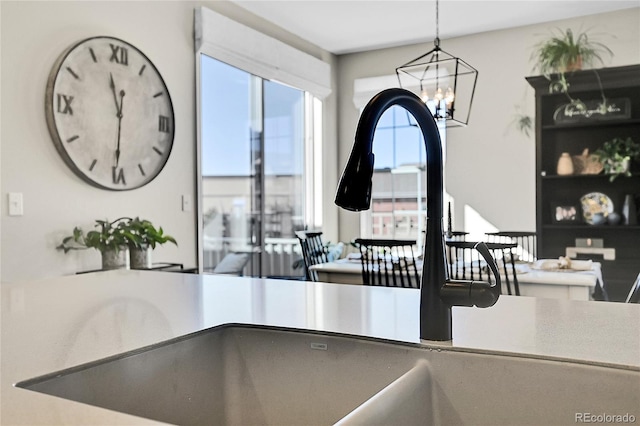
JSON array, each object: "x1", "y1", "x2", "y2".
[{"x1": 556, "y1": 152, "x2": 574, "y2": 175}]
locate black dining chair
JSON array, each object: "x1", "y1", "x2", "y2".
[
  {"x1": 295, "y1": 231, "x2": 329, "y2": 282},
  {"x1": 353, "y1": 238, "x2": 420, "y2": 288},
  {"x1": 446, "y1": 240, "x2": 520, "y2": 296},
  {"x1": 485, "y1": 231, "x2": 537, "y2": 263},
  {"x1": 625, "y1": 272, "x2": 640, "y2": 303},
  {"x1": 446, "y1": 231, "x2": 469, "y2": 241}
]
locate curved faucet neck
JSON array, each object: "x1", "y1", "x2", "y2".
[{"x1": 336, "y1": 88, "x2": 450, "y2": 340}]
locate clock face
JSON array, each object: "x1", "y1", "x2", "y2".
[{"x1": 45, "y1": 36, "x2": 175, "y2": 190}]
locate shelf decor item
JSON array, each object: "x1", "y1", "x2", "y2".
[
  {"x1": 551, "y1": 205, "x2": 579, "y2": 223},
  {"x1": 571, "y1": 148, "x2": 603, "y2": 175},
  {"x1": 580, "y1": 192, "x2": 614, "y2": 225},
  {"x1": 607, "y1": 212, "x2": 622, "y2": 226},
  {"x1": 594, "y1": 137, "x2": 640, "y2": 182},
  {"x1": 57, "y1": 218, "x2": 130, "y2": 270},
  {"x1": 553, "y1": 97, "x2": 630, "y2": 124},
  {"x1": 556, "y1": 152, "x2": 574, "y2": 175},
  {"x1": 622, "y1": 194, "x2": 638, "y2": 225}
]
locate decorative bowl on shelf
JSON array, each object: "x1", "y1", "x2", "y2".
[{"x1": 580, "y1": 192, "x2": 614, "y2": 225}]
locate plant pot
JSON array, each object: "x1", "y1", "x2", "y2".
[
  {"x1": 101, "y1": 248, "x2": 128, "y2": 270},
  {"x1": 606, "y1": 158, "x2": 630, "y2": 175},
  {"x1": 130, "y1": 247, "x2": 152, "y2": 269},
  {"x1": 564, "y1": 56, "x2": 583, "y2": 72}
]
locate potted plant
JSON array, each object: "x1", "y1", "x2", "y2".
[
  {"x1": 57, "y1": 218, "x2": 130, "y2": 270},
  {"x1": 594, "y1": 137, "x2": 640, "y2": 181},
  {"x1": 532, "y1": 28, "x2": 612, "y2": 76},
  {"x1": 531, "y1": 28, "x2": 612, "y2": 109},
  {"x1": 121, "y1": 217, "x2": 177, "y2": 269}
]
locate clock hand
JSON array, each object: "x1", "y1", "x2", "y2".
[
  {"x1": 109, "y1": 73, "x2": 120, "y2": 116},
  {"x1": 114, "y1": 90, "x2": 125, "y2": 167}
]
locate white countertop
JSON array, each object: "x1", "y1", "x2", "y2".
[{"x1": 2, "y1": 271, "x2": 639, "y2": 424}]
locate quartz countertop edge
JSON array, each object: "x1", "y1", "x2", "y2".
[{"x1": 2, "y1": 270, "x2": 639, "y2": 424}]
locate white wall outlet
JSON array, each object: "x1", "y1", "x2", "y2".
[
  {"x1": 8, "y1": 192, "x2": 24, "y2": 216},
  {"x1": 182, "y1": 194, "x2": 192, "y2": 212}
]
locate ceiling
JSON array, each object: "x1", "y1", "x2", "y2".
[{"x1": 231, "y1": 1, "x2": 639, "y2": 55}]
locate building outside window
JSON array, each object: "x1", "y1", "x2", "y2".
[{"x1": 360, "y1": 105, "x2": 447, "y2": 250}]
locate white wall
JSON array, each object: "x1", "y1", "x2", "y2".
[
  {"x1": 336, "y1": 8, "x2": 640, "y2": 244},
  {"x1": 0, "y1": 0, "x2": 337, "y2": 282}
]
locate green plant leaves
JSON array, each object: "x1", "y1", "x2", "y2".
[
  {"x1": 594, "y1": 137, "x2": 639, "y2": 181},
  {"x1": 57, "y1": 217, "x2": 177, "y2": 253}
]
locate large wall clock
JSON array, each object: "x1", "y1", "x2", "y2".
[{"x1": 45, "y1": 36, "x2": 175, "y2": 190}]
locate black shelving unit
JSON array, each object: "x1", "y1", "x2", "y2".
[{"x1": 527, "y1": 65, "x2": 640, "y2": 301}]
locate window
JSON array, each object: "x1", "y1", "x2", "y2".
[
  {"x1": 195, "y1": 7, "x2": 330, "y2": 276},
  {"x1": 199, "y1": 55, "x2": 321, "y2": 276},
  {"x1": 360, "y1": 106, "x2": 447, "y2": 250}
]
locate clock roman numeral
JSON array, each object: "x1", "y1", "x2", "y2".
[
  {"x1": 66, "y1": 67, "x2": 80, "y2": 80},
  {"x1": 89, "y1": 159, "x2": 97, "y2": 171},
  {"x1": 138, "y1": 65, "x2": 146, "y2": 76},
  {"x1": 66, "y1": 135, "x2": 79, "y2": 143},
  {"x1": 89, "y1": 47, "x2": 98, "y2": 63},
  {"x1": 109, "y1": 43, "x2": 128, "y2": 66},
  {"x1": 112, "y1": 167, "x2": 126, "y2": 185},
  {"x1": 138, "y1": 164, "x2": 146, "y2": 176},
  {"x1": 158, "y1": 115, "x2": 170, "y2": 133},
  {"x1": 153, "y1": 92, "x2": 164, "y2": 98},
  {"x1": 56, "y1": 94, "x2": 74, "y2": 115},
  {"x1": 153, "y1": 147, "x2": 163, "y2": 156}
]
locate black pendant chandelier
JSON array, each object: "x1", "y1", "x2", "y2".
[{"x1": 395, "y1": 0, "x2": 478, "y2": 127}]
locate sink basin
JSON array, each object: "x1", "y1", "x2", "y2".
[{"x1": 16, "y1": 324, "x2": 640, "y2": 425}]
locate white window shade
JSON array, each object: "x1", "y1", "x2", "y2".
[
  {"x1": 353, "y1": 74, "x2": 399, "y2": 109},
  {"x1": 195, "y1": 7, "x2": 331, "y2": 100}
]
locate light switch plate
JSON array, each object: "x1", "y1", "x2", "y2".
[
  {"x1": 8, "y1": 193, "x2": 23, "y2": 216},
  {"x1": 182, "y1": 195, "x2": 192, "y2": 212}
]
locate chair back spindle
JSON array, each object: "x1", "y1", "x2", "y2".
[
  {"x1": 354, "y1": 239, "x2": 420, "y2": 288},
  {"x1": 446, "y1": 240, "x2": 520, "y2": 296},
  {"x1": 485, "y1": 231, "x2": 537, "y2": 263}
]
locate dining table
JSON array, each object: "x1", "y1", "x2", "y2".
[{"x1": 310, "y1": 258, "x2": 603, "y2": 301}]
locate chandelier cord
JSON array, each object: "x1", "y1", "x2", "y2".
[{"x1": 434, "y1": 0, "x2": 440, "y2": 47}]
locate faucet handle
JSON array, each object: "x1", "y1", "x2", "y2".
[
  {"x1": 473, "y1": 242, "x2": 500, "y2": 286},
  {"x1": 440, "y1": 242, "x2": 501, "y2": 308}
]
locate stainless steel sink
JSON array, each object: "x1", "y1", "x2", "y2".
[{"x1": 16, "y1": 324, "x2": 640, "y2": 425}]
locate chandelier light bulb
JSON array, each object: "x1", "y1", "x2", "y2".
[
  {"x1": 420, "y1": 88, "x2": 429, "y2": 103},
  {"x1": 445, "y1": 87, "x2": 455, "y2": 105},
  {"x1": 434, "y1": 87, "x2": 444, "y2": 102}
]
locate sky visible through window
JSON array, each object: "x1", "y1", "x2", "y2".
[
  {"x1": 201, "y1": 55, "x2": 303, "y2": 177},
  {"x1": 372, "y1": 106, "x2": 426, "y2": 170}
]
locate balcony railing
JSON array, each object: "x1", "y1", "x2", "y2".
[{"x1": 203, "y1": 237, "x2": 304, "y2": 278}]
